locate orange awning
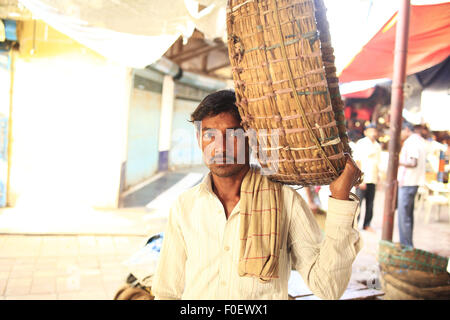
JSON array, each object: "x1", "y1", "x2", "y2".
[{"x1": 338, "y1": 3, "x2": 450, "y2": 83}]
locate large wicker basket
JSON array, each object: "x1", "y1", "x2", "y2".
[
  {"x1": 378, "y1": 241, "x2": 450, "y2": 300},
  {"x1": 227, "y1": 0, "x2": 351, "y2": 185}
]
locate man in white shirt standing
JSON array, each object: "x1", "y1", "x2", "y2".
[
  {"x1": 151, "y1": 90, "x2": 363, "y2": 300},
  {"x1": 353, "y1": 123, "x2": 381, "y2": 232},
  {"x1": 397, "y1": 122, "x2": 426, "y2": 247}
]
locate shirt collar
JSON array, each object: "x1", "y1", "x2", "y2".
[
  {"x1": 198, "y1": 171, "x2": 241, "y2": 217},
  {"x1": 405, "y1": 133, "x2": 421, "y2": 143},
  {"x1": 199, "y1": 171, "x2": 214, "y2": 194},
  {"x1": 363, "y1": 136, "x2": 377, "y2": 145}
]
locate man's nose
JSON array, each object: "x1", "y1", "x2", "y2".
[
  {"x1": 213, "y1": 133, "x2": 227, "y2": 154},
  {"x1": 214, "y1": 132, "x2": 236, "y2": 155}
]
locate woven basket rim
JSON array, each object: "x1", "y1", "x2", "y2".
[{"x1": 378, "y1": 240, "x2": 448, "y2": 274}]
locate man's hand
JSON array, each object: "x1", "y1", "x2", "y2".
[
  {"x1": 330, "y1": 154, "x2": 363, "y2": 200},
  {"x1": 399, "y1": 157, "x2": 418, "y2": 168}
]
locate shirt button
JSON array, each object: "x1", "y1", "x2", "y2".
[{"x1": 224, "y1": 246, "x2": 230, "y2": 251}]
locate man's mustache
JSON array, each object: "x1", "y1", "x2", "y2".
[{"x1": 208, "y1": 156, "x2": 237, "y2": 163}]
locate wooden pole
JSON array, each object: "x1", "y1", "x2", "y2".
[{"x1": 381, "y1": 0, "x2": 411, "y2": 241}]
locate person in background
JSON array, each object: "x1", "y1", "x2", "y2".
[
  {"x1": 347, "y1": 119, "x2": 364, "y2": 143},
  {"x1": 417, "y1": 125, "x2": 440, "y2": 180},
  {"x1": 397, "y1": 122, "x2": 426, "y2": 247},
  {"x1": 442, "y1": 135, "x2": 450, "y2": 160},
  {"x1": 347, "y1": 130, "x2": 360, "y2": 154},
  {"x1": 353, "y1": 123, "x2": 381, "y2": 233}
]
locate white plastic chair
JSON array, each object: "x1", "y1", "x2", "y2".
[{"x1": 423, "y1": 183, "x2": 450, "y2": 224}]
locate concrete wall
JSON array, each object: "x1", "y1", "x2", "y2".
[
  {"x1": 125, "y1": 73, "x2": 162, "y2": 189},
  {"x1": 8, "y1": 20, "x2": 131, "y2": 209},
  {"x1": 169, "y1": 98, "x2": 203, "y2": 168},
  {"x1": 122, "y1": 69, "x2": 213, "y2": 192},
  {"x1": 0, "y1": 52, "x2": 12, "y2": 208},
  {"x1": 0, "y1": 53, "x2": 10, "y2": 115}
]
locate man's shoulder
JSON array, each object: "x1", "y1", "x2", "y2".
[
  {"x1": 403, "y1": 134, "x2": 423, "y2": 149},
  {"x1": 167, "y1": 183, "x2": 204, "y2": 220},
  {"x1": 355, "y1": 137, "x2": 367, "y2": 145},
  {"x1": 355, "y1": 137, "x2": 372, "y2": 150},
  {"x1": 280, "y1": 183, "x2": 297, "y2": 194},
  {"x1": 175, "y1": 182, "x2": 203, "y2": 205},
  {"x1": 280, "y1": 184, "x2": 306, "y2": 204},
  {"x1": 375, "y1": 140, "x2": 382, "y2": 151}
]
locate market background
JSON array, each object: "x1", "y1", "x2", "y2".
[{"x1": 0, "y1": 0, "x2": 448, "y2": 300}]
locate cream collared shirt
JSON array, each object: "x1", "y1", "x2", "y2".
[{"x1": 152, "y1": 173, "x2": 361, "y2": 300}]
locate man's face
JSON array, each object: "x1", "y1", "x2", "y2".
[
  {"x1": 197, "y1": 112, "x2": 249, "y2": 178},
  {"x1": 401, "y1": 127, "x2": 411, "y2": 141},
  {"x1": 364, "y1": 128, "x2": 378, "y2": 141}
]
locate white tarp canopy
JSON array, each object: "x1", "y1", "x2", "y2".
[
  {"x1": 418, "y1": 90, "x2": 450, "y2": 131},
  {"x1": 18, "y1": 0, "x2": 227, "y2": 68},
  {"x1": 17, "y1": 0, "x2": 448, "y2": 70}
]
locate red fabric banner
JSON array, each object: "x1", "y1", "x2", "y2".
[{"x1": 338, "y1": 3, "x2": 450, "y2": 83}]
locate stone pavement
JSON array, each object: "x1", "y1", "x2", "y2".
[
  {"x1": 0, "y1": 169, "x2": 199, "y2": 300},
  {"x1": 0, "y1": 177, "x2": 448, "y2": 300},
  {"x1": 0, "y1": 235, "x2": 149, "y2": 300}
]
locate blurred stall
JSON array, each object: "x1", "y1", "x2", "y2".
[{"x1": 338, "y1": 2, "x2": 450, "y2": 187}]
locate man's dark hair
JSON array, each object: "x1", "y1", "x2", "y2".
[
  {"x1": 402, "y1": 121, "x2": 414, "y2": 131},
  {"x1": 190, "y1": 90, "x2": 241, "y2": 123},
  {"x1": 364, "y1": 123, "x2": 377, "y2": 130},
  {"x1": 347, "y1": 130, "x2": 360, "y2": 143}
]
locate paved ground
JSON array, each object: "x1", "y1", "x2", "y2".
[
  {"x1": 121, "y1": 166, "x2": 207, "y2": 208},
  {"x1": 0, "y1": 235, "x2": 148, "y2": 300},
  {"x1": 0, "y1": 169, "x2": 448, "y2": 300},
  {"x1": 0, "y1": 168, "x2": 207, "y2": 300},
  {"x1": 122, "y1": 172, "x2": 188, "y2": 208}
]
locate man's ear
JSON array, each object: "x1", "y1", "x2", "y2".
[
  {"x1": 194, "y1": 120, "x2": 202, "y2": 148},
  {"x1": 196, "y1": 131, "x2": 201, "y2": 148}
]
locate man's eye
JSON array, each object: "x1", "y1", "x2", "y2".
[
  {"x1": 228, "y1": 130, "x2": 243, "y2": 138},
  {"x1": 203, "y1": 132, "x2": 214, "y2": 140}
]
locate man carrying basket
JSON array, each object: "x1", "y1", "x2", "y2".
[{"x1": 152, "y1": 90, "x2": 362, "y2": 300}]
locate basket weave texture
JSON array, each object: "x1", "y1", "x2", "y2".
[
  {"x1": 377, "y1": 241, "x2": 450, "y2": 300},
  {"x1": 227, "y1": 0, "x2": 351, "y2": 185},
  {"x1": 378, "y1": 241, "x2": 448, "y2": 274}
]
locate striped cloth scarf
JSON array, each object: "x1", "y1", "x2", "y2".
[{"x1": 238, "y1": 166, "x2": 283, "y2": 282}]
